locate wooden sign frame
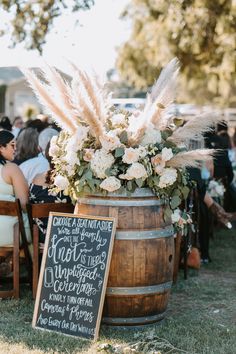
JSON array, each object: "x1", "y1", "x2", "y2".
[{"x1": 32, "y1": 212, "x2": 117, "y2": 340}]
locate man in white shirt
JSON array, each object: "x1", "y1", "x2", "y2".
[{"x1": 20, "y1": 127, "x2": 58, "y2": 185}]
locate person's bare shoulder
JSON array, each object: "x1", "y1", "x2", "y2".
[
  {"x1": 4, "y1": 161, "x2": 21, "y2": 173},
  {"x1": 2, "y1": 162, "x2": 23, "y2": 184}
]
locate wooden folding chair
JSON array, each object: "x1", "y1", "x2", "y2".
[
  {"x1": 27, "y1": 202, "x2": 74, "y2": 299},
  {"x1": 0, "y1": 199, "x2": 32, "y2": 299}
]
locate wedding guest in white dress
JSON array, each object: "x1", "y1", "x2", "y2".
[{"x1": 0, "y1": 130, "x2": 31, "y2": 246}]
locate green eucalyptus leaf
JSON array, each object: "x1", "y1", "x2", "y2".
[
  {"x1": 115, "y1": 147, "x2": 125, "y2": 157},
  {"x1": 127, "y1": 181, "x2": 133, "y2": 191},
  {"x1": 164, "y1": 206, "x2": 172, "y2": 221},
  {"x1": 170, "y1": 195, "x2": 181, "y2": 209},
  {"x1": 84, "y1": 170, "x2": 93, "y2": 180},
  {"x1": 135, "y1": 178, "x2": 143, "y2": 188},
  {"x1": 182, "y1": 186, "x2": 190, "y2": 199}
]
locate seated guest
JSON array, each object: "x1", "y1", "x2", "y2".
[
  {"x1": 0, "y1": 130, "x2": 31, "y2": 246},
  {"x1": 14, "y1": 128, "x2": 39, "y2": 165},
  {"x1": 0, "y1": 116, "x2": 12, "y2": 131},
  {"x1": 12, "y1": 116, "x2": 24, "y2": 138},
  {"x1": 20, "y1": 127, "x2": 58, "y2": 185},
  {"x1": 29, "y1": 143, "x2": 71, "y2": 242},
  {"x1": 26, "y1": 118, "x2": 48, "y2": 133}
]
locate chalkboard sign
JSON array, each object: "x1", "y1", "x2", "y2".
[{"x1": 32, "y1": 212, "x2": 116, "y2": 340}]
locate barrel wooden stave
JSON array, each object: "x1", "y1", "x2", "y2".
[
  {"x1": 76, "y1": 189, "x2": 174, "y2": 326},
  {"x1": 108, "y1": 239, "x2": 173, "y2": 287},
  {"x1": 104, "y1": 293, "x2": 169, "y2": 318},
  {"x1": 75, "y1": 204, "x2": 166, "y2": 229}
]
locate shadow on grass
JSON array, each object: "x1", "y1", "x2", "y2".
[{"x1": 0, "y1": 287, "x2": 91, "y2": 354}]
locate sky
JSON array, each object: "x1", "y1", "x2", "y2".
[{"x1": 0, "y1": 0, "x2": 130, "y2": 76}]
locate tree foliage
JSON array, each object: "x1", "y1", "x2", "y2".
[
  {"x1": 0, "y1": 0, "x2": 94, "y2": 53},
  {"x1": 116, "y1": 0, "x2": 236, "y2": 106}
]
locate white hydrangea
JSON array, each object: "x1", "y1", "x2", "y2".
[
  {"x1": 171, "y1": 209, "x2": 181, "y2": 223},
  {"x1": 100, "y1": 176, "x2": 121, "y2": 192},
  {"x1": 208, "y1": 180, "x2": 225, "y2": 197},
  {"x1": 63, "y1": 150, "x2": 80, "y2": 167},
  {"x1": 158, "y1": 168, "x2": 177, "y2": 188},
  {"x1": 90, "y1": 149, "x2": 115, "y2": 179},
  {"x1": 54, "y1": 175, "x2": 69, "y2": 190},
  {"x1": 119, "y1": 162, "x2": 148, "y2": 180},
  {"x1": 140, "y1": 125, "x2": 162, "y2": 146},
  {"x1": 161, "y1": 147, "x2": 173, "y2": 162},
  {"x1": 100, "y1": 131, "x2": 121, "y2": 151}
]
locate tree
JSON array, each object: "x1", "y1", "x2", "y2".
[
  {"x1": 116, "y1": 0, "x2": 236, "y2": 106},
  {"x1": 0, "y1": 0, "x2": 94, "y2": 53}
]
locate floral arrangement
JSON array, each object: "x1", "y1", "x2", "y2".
[
  {"x1": 207, "y1": 179, "x2": 225, "y2": 198},
  {"x1": 22, "y1": 59, "x2": 220, "y2": 229}
]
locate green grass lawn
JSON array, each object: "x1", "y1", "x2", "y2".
[{"x1": 0, "y1": 228, "x2": 235, "y2": 354}]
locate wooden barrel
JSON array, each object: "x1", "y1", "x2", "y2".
[{"x1": 75, "y1": 188, "x2": 174, "y2": 326}]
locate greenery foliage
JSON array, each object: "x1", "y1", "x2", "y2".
[
  {"x1": 0, "y1": 0, "x2": 94, "y2": 53},
  {"x1": 116, "y1": 0, "x2": 236, "y2": 106}
]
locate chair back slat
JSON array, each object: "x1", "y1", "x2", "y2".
[
  {"x1": 27, "y1": 203, "x2": 74, "y2": 218},
  {"x1": 0, "y1": 198, "x2": 31, "y2": 298},
  {"x1": 0, "y1": 200, "x2": 18, "y2": 216}
]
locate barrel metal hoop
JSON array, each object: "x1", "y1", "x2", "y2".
[
  {"x1": 106, "y1": 281, "x2": 172, "y2": 296},
  {"x1": 91, "y1": 188, "x2": 156, "y2": 198},
  {"x1": 102, "y1": 312, "x2": 167, "y2": 325},
  {"x1": 78, "y1": 198, "x2": 162, "y2": 207},
  {"x1": 115, "y1": 226, "x2": 174, "y2": 240}
]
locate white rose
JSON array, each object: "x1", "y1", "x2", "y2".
[
  {"x1": 161, "y1": 147, "x2": 173, "y2": 162},
  {"x1": 111, "y1": 113, "x2": 126, "y2": 127},
  {"x1": 122, "y1": 147, "x2": 140, "y2": 164},
  {"x1": 119, "y1": 162, "x2": 148, "y2": 180},
  {"x1": 158, "y1": 168, "x2": 177, "y2": 188},
  {"x1": 90, "y1": 149, "x2": 115, "y2": 179},
  {"x1": 100, "y1": 176, "x2": 121, "y2": 192},
  {"x1": 171, "y1": 209, "x2": 181, "y2": 223},
  {"x1": 140, "y1": 125, "x2": 162, "y2": 146},
  {"x1": 54, "y1": 175, "x2": 69, "y2": 190},
  {"x1": 83, "y1": 149, "x2": 94, "y2": 162},
  {"x1": 100, "y1": 131, "x2": 121, "y2": 151}
]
